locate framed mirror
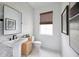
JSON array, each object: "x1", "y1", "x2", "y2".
[
  {"x1": 61, "y1": 5, "x2": 69, "y2": 35},
  {"x1": 4, "y1": 5, "x2": 22, "y2": 35}
]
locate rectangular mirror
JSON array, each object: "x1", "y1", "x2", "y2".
[{"x1": 4, "y1": 5, "x2": 22, "y2": 35}]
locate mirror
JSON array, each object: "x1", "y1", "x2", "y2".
[{"x1": 4, "y1": 5, "x2": 22, "y2": 35}]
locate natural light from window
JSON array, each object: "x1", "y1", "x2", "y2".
[{"x1": 40, "y1": 24, "x2": 53, "y2": 35}]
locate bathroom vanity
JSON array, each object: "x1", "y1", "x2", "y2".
[
  {"x1": 0, "y1": 36, "x2": 34, "y2": 57},
  {"x1": 0, "y1": 37, "x2": 28, "y2": 57}
]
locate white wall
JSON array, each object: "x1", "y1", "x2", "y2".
[
  {"x1": 33, "y1": 3, "x2": 62, "y2": 52},
  {"x1": 0, "y1": 2, "x2": 33, "y2": 41},
  {"x1": 61, "y1": 2, "x2": 79, "y2": 57}
]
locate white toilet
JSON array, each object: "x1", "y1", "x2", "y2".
[
  {"x1": 32, "y1": 36, "x2": 42, "y2": 50},
  {"x1": 33, "y1": 41, "x2": 41, "y2": 49},
  {"x1": 30, "y1": 36, "x2": 41, "y2": 56},
  {"x1": 32, "y1": 41, "x2": 41, "y2": 56}
]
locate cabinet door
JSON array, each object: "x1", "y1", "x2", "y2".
[
  {"x1": 21, "y1": 43, "x2": 26, "y2": 55},
  {"x1": 25, "y1": 41, "x2": 32, "y2": 55},
  {"x1": 21, "y1": 41, "x2": 32, "y2": 56}
]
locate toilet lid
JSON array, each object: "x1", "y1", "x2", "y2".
[{"x1": 33, "y1": 41, "x2": 41, "y2": 44}]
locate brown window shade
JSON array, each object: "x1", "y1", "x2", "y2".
[{"x1": 40, "y1": 11, "x2": 53, "y2": 24}]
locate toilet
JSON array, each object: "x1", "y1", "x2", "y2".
[
  {"x1": 33, "y1": 41, "x2": 41, "y2": 50},
  {"x1": 32, "y1": 41, "x2": 41, "y2": 56},
  {"x1": 32, "y1": 36, "x2": 42, "y2": 56},
  {"x1": 32, "y1": 36, "x2": 42, "y2": 50}
]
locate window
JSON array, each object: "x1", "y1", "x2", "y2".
[
  {"x1": 40, "y1": 11, "x2": 53, "y2": 35},
  {"x1": 40, "y1": 24, "x2": 53, "y2": 35}
]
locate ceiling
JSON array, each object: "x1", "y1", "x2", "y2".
[{"x1": 28, "y1": 2, "x2": 56, "y2": 9}]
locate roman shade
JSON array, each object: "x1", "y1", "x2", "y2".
[{"x1": 40, "y1": 11, "x2": 53, "y2": 24}]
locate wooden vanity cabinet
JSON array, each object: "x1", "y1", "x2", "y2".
[{"x1": 21, "y1": 37, "x2": 32, "y2": 56}]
